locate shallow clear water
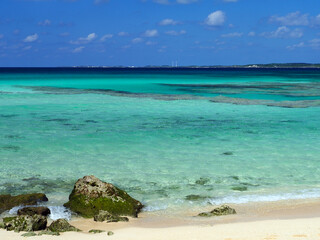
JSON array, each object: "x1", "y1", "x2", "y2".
[{"x1": 0, "y1": 68, "x2": 320, "y2": 214}]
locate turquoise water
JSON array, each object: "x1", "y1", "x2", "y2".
[{"x1": 0, "y1": 68, "x2": 320, "y2": 215}]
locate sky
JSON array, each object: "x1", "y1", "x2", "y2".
[{"x1": 0, "y1": 0, "x2": 320, "y2": 67}]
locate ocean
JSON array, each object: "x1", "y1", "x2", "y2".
[{"x1": 0, "y1": 68, "x2": 320, "y2": 218}]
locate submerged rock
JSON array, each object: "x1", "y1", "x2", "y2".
[
  {"x1": 0, "y1": 193, "x2": 48, "y2": 214},
  {"x1": 231, "y1": 186, "x2": 248, "y2": 191},
  {"x1": 18, "y1": 207, "x2": 51, "y2": 217},
  {"x1": 48, "y1": 219, "x2": 80, "y2": 232},
  {"x1": 64, "y1": 175, "x2": 143, "y2": 218},
  {"x1": 94, "y1": 210, "x2": 129, "y2": 223},
  {"x1": 185, "y1": 195, "x2": 209, "y2": 201},
  {"x1": 198, "y1": 205, "x2": 236, "y2": 217},
  {"x1": 3, "y1": 215, "x2": 47, "y2": 232}
]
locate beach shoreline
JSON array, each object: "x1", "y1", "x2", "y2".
[{"x1": 2, "y1": 197, "x2": 320, "y2": 239}]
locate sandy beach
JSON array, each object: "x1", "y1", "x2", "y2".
[{"x1": 2, "y1": 198, "x2": 320, "y2": 240}]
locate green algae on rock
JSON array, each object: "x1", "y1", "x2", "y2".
[
  {"x1": 21, "y1": 232, "x2": 37, "y2": 237},
  {"x1": 0, "y1": 193, "x2": 48, "y2": 214},
  {"x1": 64, "y1": 175, "x2": 143, "y2": 218},
  {"x1": 198, "y1": 205, "x2": 236, "y2": 217},
  {"x1": 107, "y1": 231, "x2": 114, "y2": 236},
  {"x1": 3, "y1": 215, "x2": 47, "y2": 232},
  {"x1": 48, "y1": 219, "x2": 80, "y2": 233},
  {"x1": 38, "y1": 230, "x2": 60, "y2": 236},
  {"x1": 89, "y1": 229, "x2": 105, "y2": 234},
  {"x1": 18, "y1": 207, "x2": 51, "y2": 217},
  {"x1": 94, "y1": 210, "x2": 129, "y2": 223}
]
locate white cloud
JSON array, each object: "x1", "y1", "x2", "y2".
[
  {"x1": 270, "y1": 12, "x2": 309, "y2": 26},
  {"x1": 261, "y1": 26, "x2": 303, "y2": 38},
  {"x1": 205, "y1": 11, "x2": 226, "y2": 26},
  {"x1": 146, "y1": 41, "x2": 157, "y2": 45},
  {"x1": 159, "y1": 19, "x2": 179, "y2": 26},
  {"x1": 153, "y1": 0, "x2": 169, "y2": 4},
  {"x1": 287, "y1": 42, "x2": 305, "y2": 50},
  {"x1": 118, "y1": 32, "x2": 129, "y2": 36},
  {"x1": 248, "y1": 31, "x2": 256, "y2": 37},
  {"x1": 221, "y1": 32, "x2": 243, "y2": 37},
  {"x1": 70, "y1": 33, "x2": 97, "y2": 44},
  {"x1": 287, "y1": 39, "x2": 320, "y2": 50},
  {"x1": 132, "y1": 38, "x2": 144, "y2": 43},
  {"x1": 144, "y1": 29, "x2": 159, "y2": 37},
  {"x1": 165, "y1": 30, "x2": 186, "y2": 36},
  {"x1": 23, "y1": 46, "x2": 32, "y2": 51},
  {"x1": 153, "y1": 0, "x2": 198, "y2": 4},
  {"x1": 94, "y1": 0, "x2": 109, "y2": 4},
  {"x1": 100, "y1": 34, "x2": 113, "y2": 42},
  {"x1": 38, "y1": 19, "x2": 51, "y2": 26},
  {"x1": 72, "y1": 46, "x2": 85, "y2": 53},
  {"x1": 176, "y1": 0, "x2": 197, "y2": 4},
  {"x1": 23, "y1": 34, "x2": 38, "y2": 43}
]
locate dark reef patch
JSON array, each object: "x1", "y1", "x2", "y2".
[{"x1": 16, "y1": 85, "x2": 320, "y2": 108}]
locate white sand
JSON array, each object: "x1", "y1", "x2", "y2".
[
  {"x1": 1, "y1": 217, "x2": 320, "y2": 240},
  {"x1": 2, "y1": 199, "x2": 320, "y2": 240}
]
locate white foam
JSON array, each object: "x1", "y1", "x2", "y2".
[
  {"x1": 143, "y1": 204, "x2": 168, "y2": 212},
  {"x1": 48, "y1": 206, "x2": 72, "y2": 220},
  {"x1": 207, "y1": 189, "x2": 320, "y2": 205}
]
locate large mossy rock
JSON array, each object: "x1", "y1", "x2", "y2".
[
  {"x1": 18, "y1": 207, "x2": 51, "y2": 217},
  {"x1": 3, "y1": 215, "x2": 47, "y2": 232},
  {"x1": 64, "y1": 175, "x2": 143, "y2": 218},
  {"x1": 198, "y1": 205, "x2": 237, "y2": 217},
  {"x1": 93, "y1": 210, "x2": 129, "y2": 223},
  {"x1": 0, "y1": 193, "x2": 48, "y2": 214},
  {"x1": 48, "y1": 219, "x2": 80, "y2": 233}
]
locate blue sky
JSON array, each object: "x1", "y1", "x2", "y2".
[{"x1": 0, "y1": 0, "x2": 320, "y2": 67}]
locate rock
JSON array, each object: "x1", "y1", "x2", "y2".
[
  {"x1": 18, "y1": 207, "x2": 51, "y2": 217},
  {"x1": 107, "y1": 231, "x2": 114, "y2": 236},
  {"x1": 3, "y1": 215, "x2": 47, "y2": 232},
  {"x1": 94, "y1": 210, "x2": 129, "y2": 223},
  {"x1": 0, "y1": 220, "x2": 5, "y2": 229},
  {"x1": 48, "y1": 219, "x2": 80, "y2": 232},
  {"x1": 198, "y1": 205, "x2": 236, "y2": 217},
  {"x1": 21, "y1": 232, "x2": 37, "y2": 237},
  {"x1": 223, "y1": 152, "x2": 233, "y2": 155},
  {"x1": 89, "y1": 229, "x2": 105, "y2": 234},
  {"x1": 0, "y1": 193, "x2": 48, "y2": 214},
  {"x1": 64, "y1": 175, "x2": 143, "y2": 218}
]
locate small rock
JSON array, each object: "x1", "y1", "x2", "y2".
[
  {"x1": 3, "y1": 215, "x2": 47, "y2": 232},
  {"x1": 107, "y1": 231, "x2": 114, "y2": 236},
  {"x1": 89, "y1": 229, "x2": 105, "y2": 234},
  {"x1": 94, "y1": 210, "x2": 129, "y2": 223},
  {"x1": 48, "y1": 219, "x2": 80, "y2": 232},
  {"x1": 21, "y1": 232, "x2": 37, "y2": 237},
  {"x1": 38, "y1": 230, "x2": 60, "y2": 236},
  {"x1": 18, "y1": 207, "x2": 51, "y2": 217},
  {"x1": 198, "y1": 205, "x2": 236, "y2": 217}
]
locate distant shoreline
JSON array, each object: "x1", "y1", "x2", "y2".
[{"x1": 1, "y1": 63, "x2": 320, "y2": 69}]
